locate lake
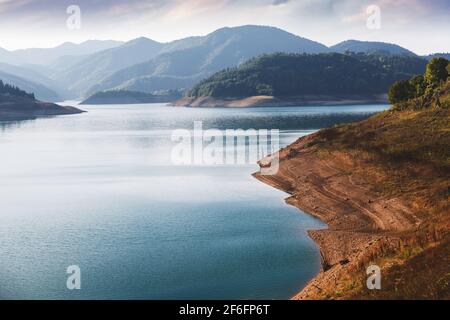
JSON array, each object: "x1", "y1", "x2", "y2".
[{"x1": 0, "y1": 103, "x2": 388, "y2": 299}]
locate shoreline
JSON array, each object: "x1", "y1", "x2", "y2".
[
  {"x1": 171, "y1": 95, "x2": 388, "y2": 108},
  {"x1": 252, "y1": 129, "x2": 434, "y2": 299},
  {"x1": 0, "y1": 101, "x2": 85, "y2": 121}
]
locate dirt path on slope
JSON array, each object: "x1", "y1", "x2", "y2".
[{"x1": 253, "y1": 134, "x2": 423, "y2": 299}]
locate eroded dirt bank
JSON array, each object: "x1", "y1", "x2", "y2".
[{"x1": 254, "y1": 108, "x2": 449, "y2": 299}]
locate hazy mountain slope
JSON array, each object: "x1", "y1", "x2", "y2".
[
  {"x1": 330, "y1": 40, "x2": 416, "y2": 56},
  {"x1": 0, "y1": 48, "x2": 23, "y2": 65},
  {"x1": 0, "y1": 63, "x2": 73, "y2": 99},
  {"x1": 52, "y1": 37, "x2": 164, "y2": 97},
  {"x1": 89, "y1": 25, "x2": 330, "y2": 95},
  {"x1": 13, "y1": 40, "x2": 124, "y2": 65},
  {"x1": 47, "y1": 55, "x2": 90, "y2": 73},
  {"x1": 0, "y1": 70, "x2": 62, "y2": 102}
]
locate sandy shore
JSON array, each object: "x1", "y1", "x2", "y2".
[{"x1": 171, "y1": 95, "x2": 388, "y2": 108}]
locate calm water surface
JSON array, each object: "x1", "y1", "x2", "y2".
[{"x1": 0, "y1": 103, "x2": 388, "y2": 299}]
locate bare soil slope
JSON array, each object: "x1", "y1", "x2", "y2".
[{"x1": 254, "y1": 81, "x2": 450, "y2": 299}]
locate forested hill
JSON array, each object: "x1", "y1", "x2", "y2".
[
  {"x1": 188, "y1": 52, "x2": 427, "y2": 98},
  {"x1": 0, "y1": 79, "x2": 83, "y2": 121},
  {"x1": 0, "y1": 80, "x2": 35, "y2": 101},
  {"x1": 81, "y1": 89, "x2": 182, "y2": 105}
]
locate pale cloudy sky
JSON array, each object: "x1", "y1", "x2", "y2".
[{"x1": 0, "y1": 0, "x2": 448, "y2": 55}]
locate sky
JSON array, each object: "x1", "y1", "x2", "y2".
[{"x1": 0, "y1": 0, "x2": 449, "y2": 55}]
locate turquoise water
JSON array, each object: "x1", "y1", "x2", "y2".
[{"x1": 0, "y1": 103, "x2": 388, "y2": 299}]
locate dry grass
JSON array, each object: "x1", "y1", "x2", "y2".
[
  {"x1": 304, "y1": 80, "x2": 450, "y2": 299},
  {"x1": 316, "y1": 107, "x2": 450, "y2": 217}
]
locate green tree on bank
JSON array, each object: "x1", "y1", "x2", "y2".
[
  {"x1": 388, "y1": 58, "x2": 449, "y2": 105},
  {"x1": 425, "y1": 58, "x2": 449, "y2": 84},
  {"x1": 409, "y1": 75, "x2": 426, "y2": 97}
]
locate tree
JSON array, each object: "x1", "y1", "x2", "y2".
[
  {"x1": 0, "y1": 79, "x2": 35, "y2": 99},
  {"x1": 388, "y1": 80, "x2": 416, "y2": 104},
  {"x1": 256, "y1": 84, "x2": 274, "y2": 96},
  {"x1": 447, "y1": 61, "x2": 450, "y2": 76},
  {"x1": 409, "y1": 75, "x2": 426, "y2": 97},
  {"x1": 425, "y1": 57, "x2": 449, "y2": 85}
]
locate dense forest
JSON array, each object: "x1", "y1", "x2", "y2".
[
  {"x1": 81, "y1": 89, "x2": 182, "y2": 104},
  {"x1": 0, "y1": 79, "x2": 35, "y2": 100},
  {"x1": 188, "y1": 52, "x2": 428, "y2": 98}
]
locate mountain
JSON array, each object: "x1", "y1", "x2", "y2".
[
  {"x1": 86, "y1": 25, "x2": 330, "y2": 97},
  {"x1": 0, "y1": 63, "x2": 73, "y2": 100},
  {"x1": 330, "y1": 40, "x2": 416, "y2": 56},
  {"x1": 0, "y1": 48, "x2": 23, "y2": 65},
  {"x1": 2, "y1": 25, "x2": 431, "y2": 100},
  {"x1": 0, "y1": 80, "x2": 83, "y2": 121},
  {"x1": 185, "y1": 52, "x2": 426, "y2": 102},
  {"x1": 0, "y1": 70, "x2": 62, "y2": 102},
  {"x1": 51, "y1": 37, "x2": 165, "y2": 97},
  {"x1": 0, "y1": 40, "x2": 125, "y2": 99},
  {"x1": 13, "y1": 40, "x2": 124, "y2": 65},
  {"x1": 423, "y1": 53, "x2": 450, "y2": 61}
]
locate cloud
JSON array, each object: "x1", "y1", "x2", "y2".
[
  {"x1": 272, "y1": 0, "x2": 290, "y2": 5},
  {"x1": 0, "y1": 0, "x2": 448, "y2": 54}
]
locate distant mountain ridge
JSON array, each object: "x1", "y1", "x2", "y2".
[
  {"x1": 423, "y1": 53, "x2": 450, "y2": 61},
  {"x1": 0, "y1": 70, "x2": 62, "y2": 102},
  {"x1": 0, "y1": 40, "x2": 123, "y2": 66},
  {"x1": 0, "y1": 63, "x2": 74, "y2": 101},
  {"x1": 13, "y1": 40, "x2": 124, "y2": 65},
  {"x1": 0, "y1": 25, "x2": 446, "y2": 101},
  {"x1": 0, "y1": 40, "x2": 125, "y2": 100},
  {"x1": 85, "y1": 25, "x2": 330, "y2": 97},
  {"x1": 330, "y1": 40, "x2": 417, "y2": 56},
  {"x1": 51, "y1": 37, "x2": 165, "y2": 97}
]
